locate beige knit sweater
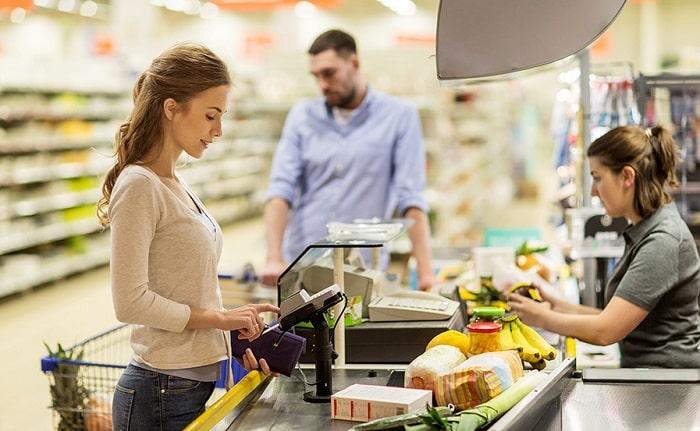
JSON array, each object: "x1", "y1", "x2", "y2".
[{"x1": 109, "y1": 165, "x2": 228, "y2": 369}]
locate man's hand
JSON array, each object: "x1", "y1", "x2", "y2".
[
  {"x1": 507, "y1": 294, "x2": 552, "y2": 328},
  {"x1": 260, "y1": 260, "x2": 286, "y2": 288}
]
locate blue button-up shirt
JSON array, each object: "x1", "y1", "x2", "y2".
[{"x1": 267, "y1": 87, "x2": 428, "y2": 262}]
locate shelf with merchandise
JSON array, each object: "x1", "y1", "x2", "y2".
[
  {"x1": 0, "y1": 233, "x2": 110, "y2": 298},
  {"x1": 0, "y1": 85, "x2": 126, "y2": 298},
  {"x1": 0, "y1": 80, "x2": 284, "y2": 297},
  {"x1": 0, "y1": 215, "x2": 102, "y2": 256},
  {"x1": 0, "y1": 134, "x2": 114, "y2": 155},
  {"x1": 0, "y1": 188, "x2": 101, "y2": 222}
]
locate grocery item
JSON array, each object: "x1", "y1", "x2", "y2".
[
  {"x1": 404, "y1": 345, "x2": 466, "y2": 391},
  {"x1": 471, "y1": 306, "x2": 505, "y2": 322},
  {"x1": 498, "y1": 323, "x2": 522, "y2": 353},
  {"x1": 331, "y1": 384, "x2": 432, "y2": 422},
  {"x1": 514, "y1": 318, "x2": 557, "y2": 360},
  {"x1": 500, "y1": 316, "x2": 557, "y2": 368},
  {"x1": 509, "y1": 282, "x2": 543, "y2": 302},
  {"x1": 349, "y1": 406, "x2": 453, "y2": 431},
  {"x1": 434, "y1": 350, "x2": 523, "y2": 410},
  {"x1": 508, "y1": 320, "x2": 541, "y2": 363},
  {"x1": 425, "y1": 329, "x2": 470, "y2": 356},
  {"x1": 452, "y1": 371, "x2": 548, "y2": 430},
  {"x1": 467, "y1": 321, "x2": 502, "y2": 355},
  {"x1": 84, "y1": 395, "x2": 112, "y2": 431}
]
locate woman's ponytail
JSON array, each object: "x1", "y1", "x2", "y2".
[{"x1": 650, "y1": 125, "x2": 679, "y2": 189}]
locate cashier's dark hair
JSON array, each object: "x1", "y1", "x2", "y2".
[
  {"x1": 308, "y1": 29, "x2": 357, "y2": 58},
  {"x1": 587, "y1": 125, "x2": 679, "y2": 219},
  {"x1": 97, "y1": 43, "x2": 230, "y2": 226}
]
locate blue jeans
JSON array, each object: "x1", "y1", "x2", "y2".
[{"x1": 112, "y1": 364, "x2": 215, "y2": 431}]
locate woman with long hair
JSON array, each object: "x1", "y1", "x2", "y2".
[
  {"x1": 510, "y1": 125, "x2": 700, "y2": 368},
  {"x1": 99, "y1": 43, "x2": 278, "y2": 430}
]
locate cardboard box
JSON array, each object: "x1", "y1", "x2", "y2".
[{"x1": 331, "y1": 384, "x2": 432, "y2": 422}]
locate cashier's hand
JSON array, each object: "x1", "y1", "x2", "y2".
[
  {"x1": 242, "y1": 348, "x2": 280, "y2": 377},
  {"x1": 260, "y1": 259, "x2": 286, "y2": 288},
  {"x1": 418, "y1": 271, "x2": 437, "y2": 292},
  {"x1": 221, "y1": 303, "x2": 280, "y2": 341},
  {"x1": 507, "y1": 294, "x2": 552, "y2": 328}
]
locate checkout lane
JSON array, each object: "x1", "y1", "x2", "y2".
[{"x1": 204, "y1": 234, "x2": 700, "y2": 431}]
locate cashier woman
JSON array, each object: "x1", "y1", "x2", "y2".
[{"x1": 509, "y1": 125, "x2": 700, "y2": 368}]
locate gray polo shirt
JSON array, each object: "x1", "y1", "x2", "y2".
[{"x1": 605, "y1": 203, "x2": 700, "y2": 368}]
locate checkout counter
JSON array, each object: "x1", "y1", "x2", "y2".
[
  {"x1": 196, "y1": 232, "x2": 699, "y2": 430},
  {"x1": 190, "y1": 351, "x2": 700, "y2": 431}
]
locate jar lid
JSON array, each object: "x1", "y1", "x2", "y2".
[
  {"x1": 467, "y1": 321, "x2": 502, "y2": 333},
  {"x1": 473, "y1": 307, "x2": 505, "y2": 318}
]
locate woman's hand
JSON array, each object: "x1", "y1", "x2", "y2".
[
  {"x1": 220, "y1": 303, "x2": 280, "y2": 340},
  {"x1": 507, "y1": 293, "x2": 553, "y2": 328},
  {"x1": 242, "y1": 348, "x2": 280, "y2": 377}
]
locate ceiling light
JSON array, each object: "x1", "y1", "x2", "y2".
[
  {"x1": 184, "y1": 0, "x2": 202, "y2": 15},
  {"x1": 34, "y1": 0, "x2": 53, "y2": 7},
  {"x1": 166, "y1": 0, "x2": 186, "y2": 11},
  {"x1": 10, "y1": 7, "x2": 26, "y2": 23},
  {"x1": 79, "y1": 0, "x2": 98, "y2": 17},
  {"x1": 200, "y1": 1, "x2": 217, "y2": 19},
  {"x1": 294, "y1": 1, "x2": 316, "y2": 18},
  {"x1": 377, "y1": 0, "x2": 416, "y2": 16},
  {"x1": 57, "y1": 0, "x2": 76, "y2": 12}
]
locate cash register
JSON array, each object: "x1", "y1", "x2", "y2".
[{"x1": 277, "y1": 240, "x2": 464, "y2": 364}]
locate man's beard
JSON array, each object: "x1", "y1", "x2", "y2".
[{"x1": 326, "y1": 85, "x2": 356, "y2": 109}]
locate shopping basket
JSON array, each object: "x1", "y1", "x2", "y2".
[
  {"x1": 40, "y1": 324, "x2": 131, "y2": 431},
  {"x1": 40, "y1": 324, "x2": 250, "y2": 430}
]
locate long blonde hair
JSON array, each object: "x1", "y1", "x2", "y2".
[{"x1": 97, "y1": 43, "x2": 230, "y2": 226}]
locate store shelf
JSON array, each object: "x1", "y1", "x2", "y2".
[
  {"x1": 0, "y1": 189, "x2": 101, "y2": 221},
  {"x1": 0, "y1": 107, "x2": 125, "y2": 123},
  {"x1": 195, "y1": 175, "x2": 260, "y2": 201},
  {"x1": 0, "y1": 81, "x2": 281, "y2": 299},
  {"x1": 0, "y1": 245, "x2": 110, "y2": 298},
  {"x1": 0, "y1": 160, "x2": 112, "y2": 187},
  {"x1": 0, "y1": 85, "x2": 127, "y2": 97},
  {"x1": 0, "y1": 135, "x2": 113, "y2": 154},
  {"x1": 0, "y1": 218, "x2": 102, "y2": 255}
]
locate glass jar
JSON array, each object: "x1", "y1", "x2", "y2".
[
  {"x1": 467, "y1": 321, "x2": 502, "y2": 355},
  {"x1": 471, "y1": 306, "x2": 505, "y2": 323}
]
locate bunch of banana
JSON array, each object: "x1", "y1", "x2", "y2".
[{"x1": 499, "y1": 315, "x2": 556, "y2": 370}]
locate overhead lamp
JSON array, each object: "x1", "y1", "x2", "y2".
[
  {"x1": 56, "y1": 0, "x2": 75, "y2": 12},
  {"x1": 79, "y1": 0, "x2": 97, "y2": 16},
  {"x1": 200, "y1": 1, "x2": 217, "y2": 19},
  {"x1": 165, "y1": 0, "x2": 186, "y2": 11},
  {"x1": 377, "y1": 0, "x2": 416, "y2": 16},
  {"x1": 294, "y1": 0, "x2": 316, "y2": 18},
  {"x1": 34, "y1": 0, "x2": 53, "y2": 7},
  {"x1": 10, "y1": 6, "x2": 26, "y2": 23},
  {"x1": 184, "y1": 0, "x2": 201, "y2": 15}
]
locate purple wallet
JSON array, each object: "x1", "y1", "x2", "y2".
[{"x1": 230, "y1": 325, "x2": 306, "y2": 377}]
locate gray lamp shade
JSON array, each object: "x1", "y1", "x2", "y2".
[{"x1": 436, "y1": 0, "x2": 627, "y2": 81}]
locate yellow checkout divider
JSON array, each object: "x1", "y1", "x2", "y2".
[{"x1": 185, "y1": 370, "x2": 269, "y2": 431}]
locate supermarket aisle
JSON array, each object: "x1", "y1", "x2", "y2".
[{"x1": 0, "y1": 218, "x2": 266, "y2": 431}]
